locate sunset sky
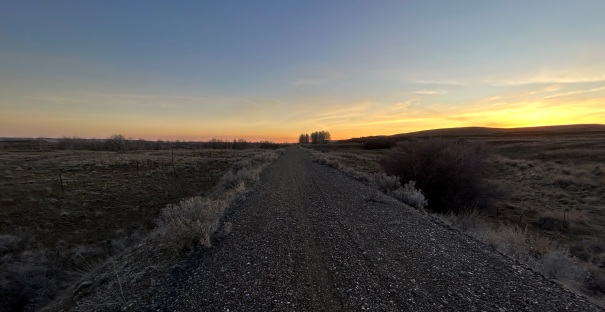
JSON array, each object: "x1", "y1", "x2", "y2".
[{"x1": 1, "y1": 1, "x2": 604, "y2": 142}]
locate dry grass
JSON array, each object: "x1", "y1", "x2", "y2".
[
  {"x1": 0, "y1": 145, "x2": 281, "y2": 311},
  {"x1": 154, "y1": 197, "x2": 228, "y2": 248},
  {"x1": 46, "y1": 148, "x2": 281, "y2": 311},
  {"x1": 154, "y1": 150, "x2": 279, "y2": 251},
  {"x1": 437, "y1": 214, "x2": 590, "y2": 298},
  {"x1": 306, "y1": 132, "x2": 605, "y2": 307},
  {"x1": 451, "y1": 134, "x2": 605, "y2": 306}
]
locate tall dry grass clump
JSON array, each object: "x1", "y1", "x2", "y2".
[
  {"x1": 382, "y1": 139, "x2": 493, "y2": 214},
  {"x1": 154, "y1": 197, "x2": 228, "y2": 249},
  {"x1": 153, "y1": 150, "x2": 281, "y2": 251}
]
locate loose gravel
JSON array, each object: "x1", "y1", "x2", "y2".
[{"x1": 137, "y1": 146, "x2": 600, "y2": 311}]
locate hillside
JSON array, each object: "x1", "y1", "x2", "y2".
[
  {"x1": 344, "y1": 124, "x2": 605, "y2": 143},
  {"x1": 393, "y1": 124, "x2": 605, "y2": 137}
]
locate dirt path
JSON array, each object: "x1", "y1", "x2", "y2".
[{"x1": 140, "y1": 146, "x2": 599, "y2": 311}]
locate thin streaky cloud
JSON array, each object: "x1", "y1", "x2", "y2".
[
  {"x1": 413, "y1": 79, "x2": 466, "y2": 86},
  {"x1": 543, "y1": 86, "x2": 605, "y2": 99},
  {"x1": 484, "y1": 75, "x2": 605, "y2": 86},
  {"x1": 484, "y1": 96, "x2": 503, "y2": 101},
  {"x1": 517, "y1": 84, "x2": 563, "y2": 97},
  {"x1": 413, "y1": 89, "x2": 447, "y2": 95}
]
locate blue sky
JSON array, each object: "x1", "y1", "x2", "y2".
[{"x1": 1, "y1": 1, "x2": 604, "y2": 141}]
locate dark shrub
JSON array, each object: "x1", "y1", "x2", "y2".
[
  {"x1": 381, "y1": 139, "x2": 492, "y2": 214},
  {"x1": 363, "y1": 137, "x2": 396, "y2": 150}
]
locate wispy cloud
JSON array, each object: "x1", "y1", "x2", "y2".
[
  {"x1": 517, "y1": 84, "x2": 562, "y2": 97},
  {"x1": 484, "y1": 74, "x2": 605, "y2": 86},
  {"x1": 391, "y1": 98, "x2": 419, "y2": 110},
  {"x1": 481, "y1": 84, "x2": 562, "y2": 103},
  {"x1": 543, "y1": 86, "x2": 605, "y2": 99},
  {"x1": 484, "y1": 96, "x2": 502, "y2": 101},
  {"x1": 413, "y1": 79, "x2": 466, "y2": 86},
  {"x1": 413, "y1": 89, "x2": 447, "y2": 95}
]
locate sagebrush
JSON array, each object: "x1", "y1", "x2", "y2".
[{"x1": 155, "y1": 197, "x2": 228, "y2": 248}]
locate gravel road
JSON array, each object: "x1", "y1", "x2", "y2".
[{"x1": 141, "y1": 146, "x2": 600, "y2": 311}]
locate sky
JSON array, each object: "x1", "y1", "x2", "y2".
[{"x1": 1, "y1": 1, "x2": 604, "y2": 142}]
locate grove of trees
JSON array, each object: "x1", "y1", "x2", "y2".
[{"x1": 299, "y1": 130, "x2": 331, "y2": 144}]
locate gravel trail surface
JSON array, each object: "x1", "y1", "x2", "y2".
[{"x1": 141, "y1": 146, "x2": 600, "y2": 311}]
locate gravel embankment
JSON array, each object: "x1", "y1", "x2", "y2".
[{"x1": 139, "y1": 146, "x2": 600, "y2": 311}]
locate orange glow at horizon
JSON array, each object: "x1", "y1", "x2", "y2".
[{"x1": 1, "y1": 96, "x2": 604, "y2": 143}]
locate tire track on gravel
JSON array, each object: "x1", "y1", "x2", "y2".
[
  {"x1": 306, "y1": 162, "x2": 409, "y2": 310},
  {"x1": 290, "y1": 157, "x2": 343, "y2": 310}
]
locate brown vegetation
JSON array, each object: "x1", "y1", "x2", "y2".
[
  {"x1": 306, "y1": 130, "x2": 605, "y2": 307},
  {"x1": 0, "y1": 138, "x2": 283, "y2": 311}
]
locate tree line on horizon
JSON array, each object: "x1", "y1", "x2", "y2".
[
  {"x1": 0, "y1": 135, "x2": 285, "y2": 152},
  {"x1": 298, "y1": 130, "x2": 331, "y2": 144}
]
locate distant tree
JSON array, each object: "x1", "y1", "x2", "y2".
[
  {"x1": 233, "y1": 139, "x2": 248, "y2": 149},
  {"x1": 299, "y1": 133, "x2": 311, "y2": 144},
  {"x1": 320, "y1": 130, "x2": 331, "y2": 143},
  {"x1": 310, "y1": 132, "x2": 318, "y2": 144},
  {"x1": 106, "y1": 134, "x2": 128, "y2": 152},
  {"x1": 305, "y1": 130, "x2": 331, "y2": 144}
]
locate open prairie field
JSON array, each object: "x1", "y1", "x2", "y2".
[
  {"x1": 307, "y1": 130, "x2": 605, "y2": 302},
  {"x1": 481, "y1": 132, "x2": 605, "y2": 239},
  {"x1": 0, "y1": 145, "x2": 262, "y2": 309},
  {"x1": 311, "y1": 132, "x2": 605, "y2": 241},
  {"x1": 480, "y1": 133, "x2": 605, "y2": 291},
  {"x1": 0, "y1": 148, "x2": 254, "y2": 246}
]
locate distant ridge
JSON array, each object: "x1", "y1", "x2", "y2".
[
  {"x1": 394, "y1": 124, "x2": 605, "y2": 137},
  {"x1": 345, "y1": 124, "x2": 605, "y2": 142}
]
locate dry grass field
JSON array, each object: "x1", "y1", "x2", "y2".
[
  {"x1": 0, "y1": 142, "x2": 279, "y2": 310},
  {"x1": 485, "y1": 133, "x2": 605, "y2": 238},
  {"x1": 0, "y1": 149, "x2": 245, "y2": 246},
  {"x1": 483, "y1": 133, "x2": 605, "y2": 298},
  {"x1": 306, "y1": 130, "x2": 605, "y2": 306}
]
